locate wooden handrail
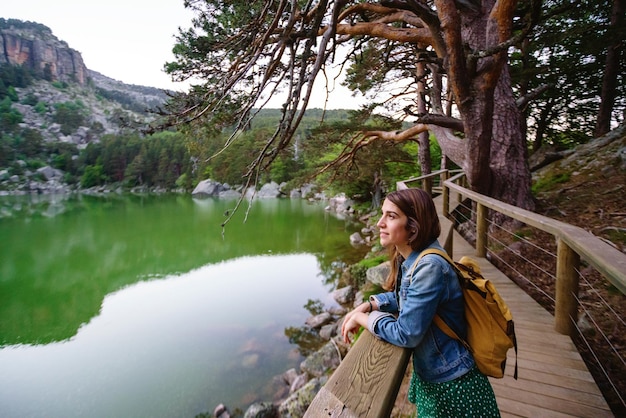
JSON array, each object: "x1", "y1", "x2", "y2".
[
  {"x1": 443, "y1": 171, "x2": 626, "y2": 334},
  {"x1": 443, "y1": 172, "x2": 626, "y2": 297},
  {"x1": 303, "y1": 331, "x2": 411, "y2": 418}
]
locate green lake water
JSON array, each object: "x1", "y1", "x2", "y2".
[{"x1": 0, "y1": 193, "x2": 368, "y2": 417}]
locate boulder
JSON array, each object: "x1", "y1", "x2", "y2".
[
  {"x1": 243, "y1": 402, "x2": 278, "y2": 418},
  {"x1": 305, "y1": 312, "x2": 332, "y2": 329},
  {"x1": 327, "y1": 193, "x2": 354, "y2": 214},
  {"x1": 36, "y1": 166, "x2": 64, "y2": 181},
  {"x1": 366, "y1": 261, "x2": 391, "y2": 287},
  {"x1": 289, "y1": 373, "x2": 309, "y2": 394},
  {"x1": 300, "y1": 341, "x2": 341, "y2": 377},
  {"x1": 278, "y1": 377, "x2": 327, "y2": 418},
  {"x1": 349, "y1": 232, "x2": 365, "y2": 246},
  {"x1": 319, "y1": 323, "x2": 337, "y2": 340},
  {"x1": 332, "y1": 286, "x2": 354, "y2": 305},
  {"x1": 192, "y1": 179, "x2": 226, "y2": 197},
  {"x1": 257, "y1": 182, "x2": 282, "y2": 198}
]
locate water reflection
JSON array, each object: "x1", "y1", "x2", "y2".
[
  {"x1": 0, "y1": 194, "x2": 368, "y2": 416},
  {"x1": 0, "y1": 254, "x2": 340, "y2": 417}
]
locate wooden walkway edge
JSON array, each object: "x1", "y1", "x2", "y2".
[{"x1": 437, "y1": 197, "x2": 614, "y2": 418}]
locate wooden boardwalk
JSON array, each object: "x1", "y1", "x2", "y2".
[{"x1": 438, "y1": 196, "x2": 614, "y2": 417}]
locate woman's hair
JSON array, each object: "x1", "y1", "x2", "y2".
[{"x1": 382, "y1": 188, "x2": 441, "y2": 291}]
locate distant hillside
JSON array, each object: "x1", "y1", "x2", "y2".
[{"x1": 1, "y1": 18, "x2": 170, "y2": 146}]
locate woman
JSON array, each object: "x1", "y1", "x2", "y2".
[{"x1": 341, "y1": 188, "x2": 500, "y2": 417}]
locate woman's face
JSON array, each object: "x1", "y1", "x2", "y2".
[{"x1": 377, "y1": 198, "x2": 412, "y2": 256}]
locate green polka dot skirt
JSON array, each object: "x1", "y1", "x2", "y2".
[{"x1": 408, "y1": 367, "x2": 501, "y2": 417}]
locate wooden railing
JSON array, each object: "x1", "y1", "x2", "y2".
[
  {"x1": 304, "y1": 170, "x2": 626, "y2": 417},
  {"x1": 435, "y1": 171, "x2": 626, "y2": 334}
]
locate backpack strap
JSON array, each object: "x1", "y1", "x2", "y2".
[
  {"x1": 432, "y1": 314, "x2": 472, "y2": 352},
  {"x1": 416, "y1": 249, "x2": 473, "y2": 352}
]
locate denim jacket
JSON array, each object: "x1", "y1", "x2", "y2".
[{"x1": 367, "y1": 240, "x2": 475, "y2": 383}]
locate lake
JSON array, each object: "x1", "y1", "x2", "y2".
[{"x1": 0, "y1": 193, "x2": 369, "y2": 417}]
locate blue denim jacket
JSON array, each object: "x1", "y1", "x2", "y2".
[{"x1": 368, "y1": 240, "x2": 475, "y2": 383}]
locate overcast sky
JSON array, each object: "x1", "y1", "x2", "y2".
[{"x1": 3, "y1": 1, "x2": 363, "y2": 108}]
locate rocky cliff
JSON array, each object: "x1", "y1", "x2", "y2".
[
  {"x1": 1, "y1": 18, "x2": 170, "y2": 148},
  {"x1": 1, "y1": 19, "x2": 88, "y2": 85}
]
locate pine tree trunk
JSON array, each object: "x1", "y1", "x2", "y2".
[
  {"x1": 595, "y1": 0, "x2": 625, "y2": 137},
  {"x1": 456, "y1": 0, "x2": 534, "y2": 212}
]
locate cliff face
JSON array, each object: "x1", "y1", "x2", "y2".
[{"x1": 1, "y1": 23, "x2": 88, "y2": 85}]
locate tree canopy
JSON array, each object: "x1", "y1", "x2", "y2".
[{"x1": 162, "y1": 0, "x2": 624, "y2": 212}]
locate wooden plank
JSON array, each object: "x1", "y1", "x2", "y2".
[
  {"x1": 491, "y1": 375, "x2": 610, "y2": 409},
  {"x1": 304, "y1": 331, "x2": 411, "y2": 418},
  {"x1": 497, "y1": 396, "x2": 585, "y2": 418},
  {"x1": 500, "y1": 367, "x2": 597, "y2": 391},
  {"x1": 492, "y1": 384, "x2": 612, "y2": 417}
]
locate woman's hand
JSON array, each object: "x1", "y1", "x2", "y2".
[{"x1": 341, "y1": 302, "x2": 372, "y2": 343}]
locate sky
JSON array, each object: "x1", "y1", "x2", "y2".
[{"x1": 3, "y1": 1, "x2": 364, "y2": 109}]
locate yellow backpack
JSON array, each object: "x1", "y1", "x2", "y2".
[{"x1": 418, "y1": 248, "x2": 518, "y2": 379}]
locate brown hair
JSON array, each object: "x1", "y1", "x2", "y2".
[{"x1": 382, "y1": 188, "x2": 441, "y2": 291}]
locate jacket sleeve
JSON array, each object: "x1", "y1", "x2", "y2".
[
  {"x1": 367, "y1": 259, "x2": 445, "y2": 348},
  {"x1": 370, "y1": 290, "x2": 398, "y2": 313}
]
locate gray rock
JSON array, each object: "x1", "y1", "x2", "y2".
[
  {"x1": 282, "y1": 368, "x2": 299, "y2": 386},
  {"x1": 349, "y1": 232, "x2": 365, "y2": 246},
  {"x1": 218, "y1": 189, "x2": 242, "y2": 199},
  {"x1": 257, "y1": 181, "x2": 282, "y2": 198},
  {"x1": 305, "y1": 312, "x2": 332, "y2": 329},
  {"x1": 214, "y1": 403, "x2": 231, "y2": 418},
  {"x1": 327, "y1": 305, "x2": 347, "y2": 316},
  {"x1": 192, "y1": 179, "x2": 226, "y2": 197},
  {"x1": 332, "y1": 286, "x2": 353, "y2": 305},
  {"x1": 327, "y1": 193, "x2": 354, "y2": 214},
  {"x1": 36, "y1": 166, "x2": 64, "y2": 181},
  {"x1": 319, "y1": 323, "x2": 337, "y2": 340},
  {"x1": 289, "y1": 373, "x2": 308, "y2": 394},
  {"x1": 366, "y1": 261, "x2": 391, "y2": 287},
  {"x1": 300, "y1": 341, "x2": 341, "y2": 377},
  {"x1": 243, "y1": 402, "x2": 278, "y2": 418},
  {"x1": 278, "y1": 377, "x2": 327, "y2": 418}
]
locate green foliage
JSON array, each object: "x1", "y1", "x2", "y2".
[
  {"x1": 304, "y1": 299, "x2": 325, "y2": 316},
  {"x1": 51, "y1": 81, "x2": 68, "y2": 90},
  {"x1": 6, "y1": 86, "x2": 18, "y2": 102},
  {"x1": 34, "y1": 102, "x2": 47, "y2": 114},
  {"x1": 349, "y1": 254, "x2": 388, "y2": 289},
  {"x1": 21, "y1": 93, "x2": 39, "y2": 106},
  {"x1": 53, "y1": 101, "x2": 86, "y2": 135},
  {"x1": 301, "y1": 109, "x2": 417, "y2": 202},
  {"x1": 532, "y1": 172, "x2": 571, "y2": 194},
  {"x1": 0, "y1": 63, "x2": 34, "y2": 98},
  {"x1": 509, "y1": 0, "x2": 625, "y2": 147},
  {"x1": 284, "y1": 325, "x2": 325, "y2": 357},
  {"x1": 81, "y1": 164, "x2": 107, "y2": 188},
  {"x1": 0, "y1": 97, "x2": 24, "y2": 134}
]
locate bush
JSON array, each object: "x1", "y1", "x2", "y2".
[{"x1": 81, "y1": 164, "x2": 106, "y2": 188}]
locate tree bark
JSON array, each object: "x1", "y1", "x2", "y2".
[
  {"x1": 595, "y1": 0, "x2": 625, "y2": 137},
  {"x1": 416, "y1": 54, "x2": 432, "y2": 191},
  {"x1": 490, "y1": 65, "x2": 534, "y2": 212}
]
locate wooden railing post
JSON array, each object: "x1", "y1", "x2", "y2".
[
  {"x1": 442, "y1": 170, "x2": 450, "y2": 218},
  {"x1": 555, "y1": 238, "x2": 581, "y2": 335},
  {"x1": 476, "y1": 203, "x2": 487, "y2": 257},
  {"x1": 423, "y1": 176, "x2": 432, "y2": 196}
]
